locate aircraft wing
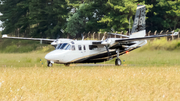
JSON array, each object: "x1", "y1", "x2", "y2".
[
  {"x1": 93, "y1": 33, "x2": 178, "y2": 47},
  {"x1": 115, "y1": 33, "x2": 176, "y2": 42},
  {"x1": 2, "y1": 34, "x2": 55, "y2": 42}
]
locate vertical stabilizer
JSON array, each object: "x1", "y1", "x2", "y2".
[{"x1": 130, "y1": 5, "x2": 146, "y2": 38}]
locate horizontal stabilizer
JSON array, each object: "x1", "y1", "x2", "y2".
[{"x1": 2, "y1": 34, "x2": 8, "y2": 38}]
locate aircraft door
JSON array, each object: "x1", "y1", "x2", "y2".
[
  {"x1": 83, "y1": 45, "x2": 86, "y2": 53},
  {"x1": 82, "y1": 45, "x2": 89, "y2": 59},
  {"x1": 78, "y1": 45, "x2": 84, "y2": 54}
]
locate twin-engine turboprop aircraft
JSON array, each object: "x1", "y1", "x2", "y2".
[{"x1": 2, "y1": 5, "x2": 178, "y2": 67}]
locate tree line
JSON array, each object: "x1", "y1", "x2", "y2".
[{"x1": 0, "y1": 0, "x2": 180, "y2": 38}]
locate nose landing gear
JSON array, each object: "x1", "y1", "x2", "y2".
[
  {"x1": 115, "y1": 49, "x2": 122, "y2": 66},
  {"x1": 47, "y1": 61, "x2": 53, "y2": 67}
]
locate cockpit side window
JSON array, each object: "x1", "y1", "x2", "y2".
[
  {"x1": 78, "y1": 45, "x2": 82, "y2": 50},
  {"x1": 72, "y1": 45, "x2": 75, "y2": 51},
  {"x1": 65, "y1": 44, "x2": 71, "y2": 50}
]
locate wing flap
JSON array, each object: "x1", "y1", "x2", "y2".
[{"x1": 115, "y1": 34, "x2": 176, "y2": 42}]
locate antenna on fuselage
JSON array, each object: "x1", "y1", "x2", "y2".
[
  {"x1": 81, "y1": 34, "x2": 84, "y2": 40},
  {"x1": 101, "y1": 36, "x2": 104, "y2": 41},
  {"x1": 129, "y1": 18, "x2": 131, "y2": 35}
]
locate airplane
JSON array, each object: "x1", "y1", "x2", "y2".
[{"x1": 2, "y1": 5, "x2": 178, "y2": 67}]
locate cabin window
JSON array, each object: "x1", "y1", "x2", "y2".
[
  {"x1": 84, "y1": 45, "x2": 86, "y2": 50},
  {"x1": 72, "y1": 45, "x2": 75, "y2": 51},
  {"x1": 65, "y1": 44, "x2": 71, "y2": 50},
  {"x1": 89, "y1": 45, "x2": 97, "y2": 50},
  {"x1": 78, "y1": 45, "x2": 82, "y2": 50}
]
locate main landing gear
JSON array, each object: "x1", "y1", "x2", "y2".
[
  {"x1": 64, "y1": 63, "x2": 70, "y2": 66},
  {"x1": 115, "y1": 49, "x2": 122, "y2": 66},
  {"x1": 47, "y1": 61, "x2": 53, "y2": 67},
  {"x1": 115, "y1": 58, "x2": 122, "y2": 66}
]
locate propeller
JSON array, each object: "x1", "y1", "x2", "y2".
[
  {"x1": 105, "y1": 45, "x2": 113, "y2": 60},
  {"x1": 107, "y1": 32, "x2": 129, "y2": 38}
]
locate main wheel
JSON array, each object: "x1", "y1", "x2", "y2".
[
  {"x1": 47, "y1": 61, "x2": 53, "y2": 67},
  {"x1": 64, "y1": 63, "x2": 70, "y2": 66},
  {"x1": 115, "y1": 58, "x2": 121, "y2": 66}
]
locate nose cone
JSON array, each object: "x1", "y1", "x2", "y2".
[
  {"x1": 45, "y1": 53, "x2": 54, "y2": 61},
  {"x1": 45, "y1": 50, "x2": 66, "y2": 61}
]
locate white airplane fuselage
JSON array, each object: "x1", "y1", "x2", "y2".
[
  {"x1": 45, "y1": 40, "x2": 114, "y2": 64},
  {"x1": 44, "y1": 38, "x2": 147, "y2": 64}
]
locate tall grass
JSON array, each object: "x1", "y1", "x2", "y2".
[
  {"x1": 0, "y1": 66, "x2": 180, "y2": 100},
  {"x1": 0, "y1": 52, "x2": 50, "y2": 67},
  {"x1": 1, "y1": 48, "x2": 180, "y2": 67},
  {"x1": 0, "y1": 39, "x2": 54, "y2": 53},
  {"x1": 106, "y1": 49, "x2": 180, "y2": 67},
  {"x1": 139, "y1": 38, "x2": 180, "y2": 51}
]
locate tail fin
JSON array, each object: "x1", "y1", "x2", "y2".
[{"x1": 130, "y1": 5, "x2": 146, "y2": 38}]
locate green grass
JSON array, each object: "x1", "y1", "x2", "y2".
[
  {"x1": 107, "y1": 49, "x2": 180, "y2": 67},
  {"x1": 0, "y1": 48, "x2": 180, "y2": 67},
  {"x1": 0, "y1": 37, "x2": 180, "y2": 67},
  {"x1": 0, "y1": 38, "x2": 54, "y2": 53}
]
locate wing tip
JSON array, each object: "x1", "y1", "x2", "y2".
[{"x1": 2, "y1": 34, "x2": 8, "y2": 38}]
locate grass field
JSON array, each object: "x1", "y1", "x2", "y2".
[
  {"x1": 1, "y1": 49, "x2": 180, "y2": 67},
  {"x1": 0, "y1": 66, "x2": 180, "y2": 100},
  {"x1": 0, "y1": 49, "x2": 180, "y2": 100}
]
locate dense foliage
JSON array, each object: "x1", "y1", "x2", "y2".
[{"x1": 0, "y1": 0, "x2": 180, "y2": 38}]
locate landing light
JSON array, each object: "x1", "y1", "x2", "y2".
[{"x1": 126, "y1": 51, "x2": 129, "y2": 54}]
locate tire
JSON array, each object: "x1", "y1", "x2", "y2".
[
  {"x1": 47, "y1": 61, "x2": 53, "y2": 67},
  {"x1": 115, "y1": 58, "x2": 121, "y2": 66},
  {"x1": 64, "y1": 63, "x2": 70, "y2": 66}
]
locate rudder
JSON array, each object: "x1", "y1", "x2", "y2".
[{"x1": 130, "y1": 5, "x2": 146, "y2": 38}]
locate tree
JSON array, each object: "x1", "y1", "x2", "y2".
[
  {"x1": 145, "y1": 0, "x2": 180, "y2": 31},
  {"x1": 66, "y1": 4, "x2": 87, "y2": 37},
  {"x1": 66, "y1": 1, "x2": 108, "y2": 37},
  {"x1": 0, "y1": 0, "x2": 70, "y2": 38},
  {"x1": 0, "y1": 0, "x2": 30, "y2": 36},
  {"x1": 29, "y1": 0, "x2": 70, "y2": 38}
]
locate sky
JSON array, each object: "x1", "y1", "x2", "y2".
[{"x1": 0, "y1": 13, "x2": 2, "y2": 31}]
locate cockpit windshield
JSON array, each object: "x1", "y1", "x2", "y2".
[
  {"x1": 56, "y1": 44, "x2": 62, "y2": 49},
  {"x1": 60, "y1": 43, "x2": 68, "y2": 49},
  {"x1": 56, "y1": 43, "x2": 71, "y2": 50}
]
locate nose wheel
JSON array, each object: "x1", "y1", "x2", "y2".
[{"x1": 47, "y1": 61, "x2": 53, "y2": 67}]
